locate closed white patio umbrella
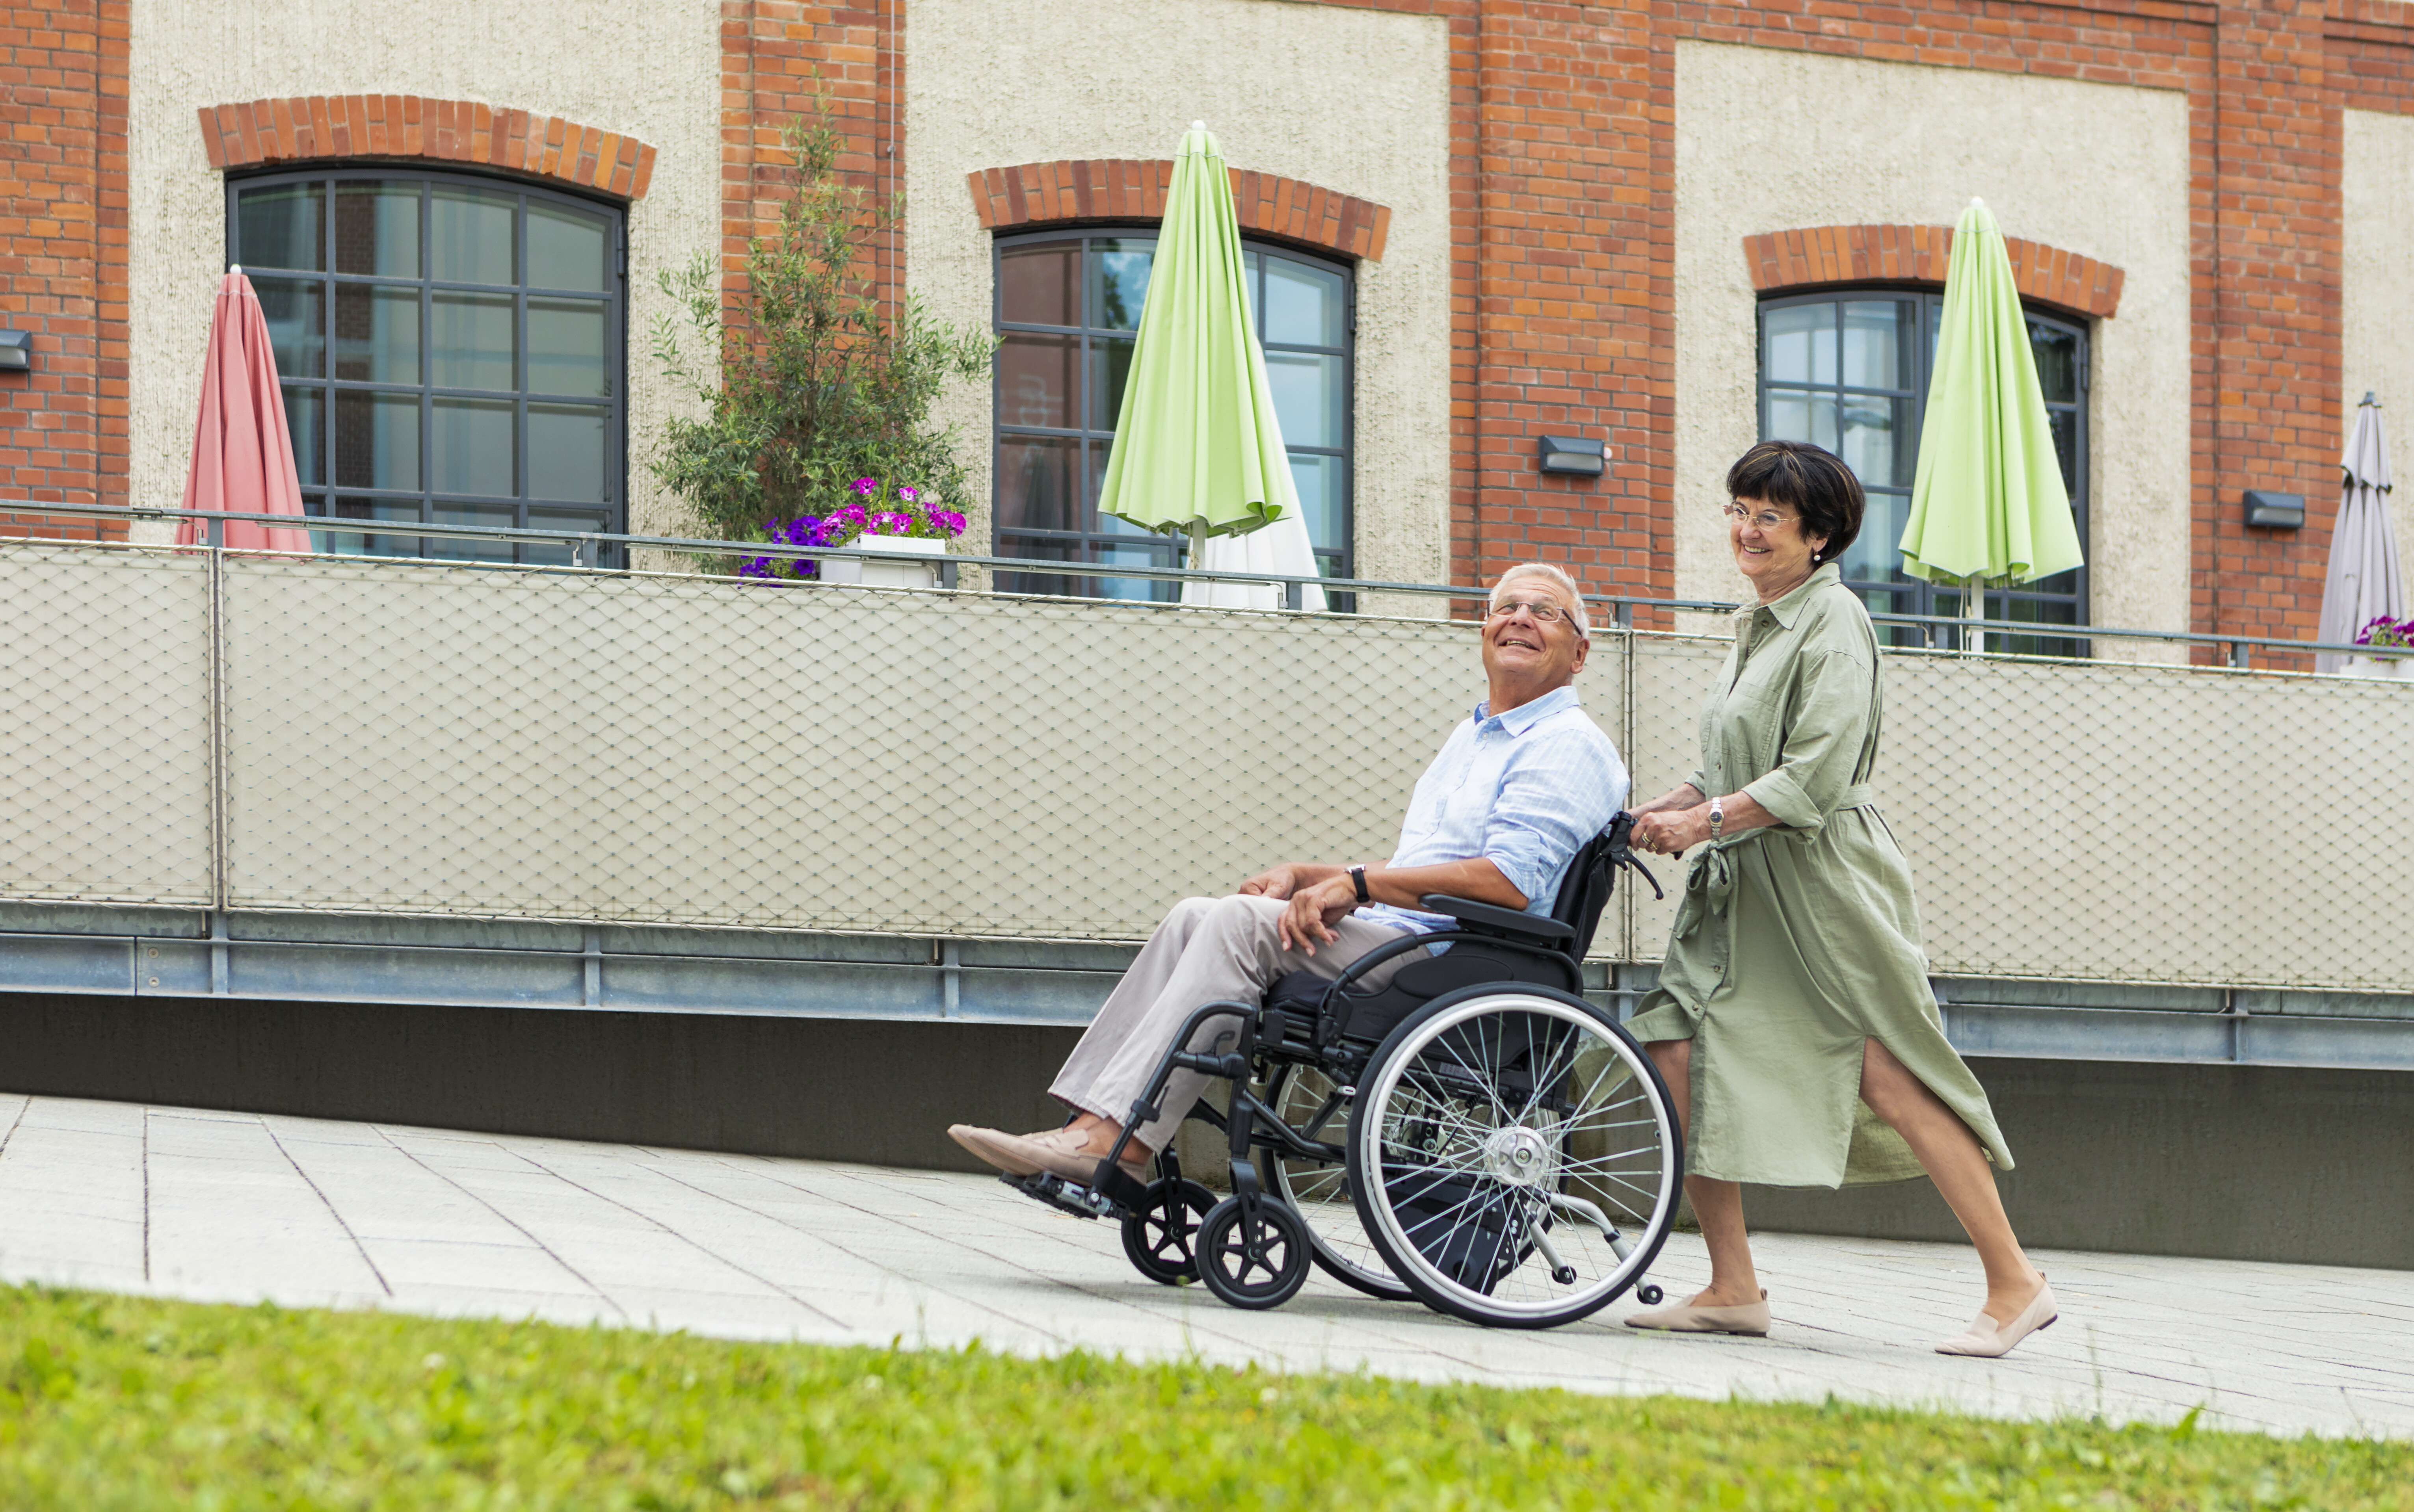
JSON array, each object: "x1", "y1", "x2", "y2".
[{"x1": 2316, "y1": 394, "x2": 2404, "y2": 674}]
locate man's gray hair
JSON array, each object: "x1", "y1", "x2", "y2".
[{"x1": 1491, "y1": 562, "x2": 1591, "y2": 639}]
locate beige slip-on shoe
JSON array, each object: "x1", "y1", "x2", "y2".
[
  {"x1": 1935, "y1": 1277, "x2": 2057, "y2": 1358},
  {"x1": 984, "y1": 1127, "x2": 1151, "y2": 1187},
  {"x1": 948, "y1": 1124, "x2": 1043, "y2": 1176},
  {"x1": 1624, "y1": 1288, "x2": 1770, "y2": 1336}
]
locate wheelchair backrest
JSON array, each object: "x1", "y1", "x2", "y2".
[{"x1": 1547, "y1": 813, "x2": 1632, "y2": 960}]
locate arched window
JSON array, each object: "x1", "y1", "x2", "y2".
[
  {"x1": 1758, "y1": 290, "x2": 2087, "y2": 654},
  {"x1": 226, "y1": 169, "x2": 626, "y2": 566},
  {"x1": 992, "y1": 228, "x2": 1352, "y2": 600}
]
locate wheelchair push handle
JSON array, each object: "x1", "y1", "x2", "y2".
[{"x1": 1605, "y1": 811, "x2": 1665, "y2": 901}]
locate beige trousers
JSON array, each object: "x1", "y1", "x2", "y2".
[{"x1": 1049, "y1": 893, "x2": 1419, "y2": 1151}]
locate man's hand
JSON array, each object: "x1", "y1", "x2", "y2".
[
  {"x1": 1279, "y1": 873, "x2": 1361, "y2": 955},
  {"x1": 1237, "y1": 864, "x2": 1304, "y2": 901}
]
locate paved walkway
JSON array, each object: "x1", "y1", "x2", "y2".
[{"x1": 1, "y1": 1093, "x2": 2406, "y2": 1440}]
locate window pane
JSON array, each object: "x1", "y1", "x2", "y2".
[
  {"x1": 527, "y1": 506, "x2": 609, "y2": 565},
  {"x1": 333, "y1": 182, "x2": 420, "y2": 277},
  {"x1": 1841, "y1": 490, "x2": 1910, "y2": 587},
  {"x1": 1765, "y1": 388, "x2": 1837, "y2": 452},
  {"x1": 527, "y1": 201, "x2": 608, "y2": 291},
  {"x1": 238, "y1": 183, "x2": 324, "y2": 271},
  {"x1": 1089, "y1": 238, "x2": 1155, "y2": 331},
  {"x1": 430, "y1": 185, "x2": 515, "y2": 284},
  {"x1": 2028, "y1": 320, "x2": 2079, "y2": 405},
  {"x1": 2046, "y1": 405, "x2": 2079, "y2": 498},
  {"x1": 281, "y1": 385, "x2": 323, "y2": 487},
  {"x1": 333, "y1": 391, "x2": 420, "y2": 489},
  {"x1": 332, "y1": 284, "x2": 420, "y2": 383},
  {"x1": 527, "y1": 403, "x2": 607, "y2": 501},
  {"x1": 528, "y1": 297, "x2": 608, "y2": 397},
  {"x1": 432, "y1": 291, "x2": 516, "y2": 390},
  {"x1": 431, "y1": 397, "x2": 516, "y2": 495},
  {"x1": 1763, "y1": 304, "x2": 1834, "y2": 385},
  {"x1": 1287, "y1": 452, "x2": 1345, "y2": 556},
  {"x1": 1088, "y1": 336, "x2": 1136, "y2": 431},
  {"x1": 1839, "y1": 395, "x2": 1914, "y2": 489},
  {"x1": 998, "y1": 332, "x2": 1077, "y2": 428},
  {"x1": 1266, "y1": 351, "x2": 1344, "y2": 448},
  {"x1": 251, "y1": 275, "x2": 324, "y2": 378},
  {"x1": 429, "y1": 501, "x2": 514, "y2": 561},
  {"x1": 1840, "y1": 300, "x2": 1908, "y2": 391},
  {"x1": 1264, "y1": 257, "x2": 1344, "y2": 348},
  {"x1": 331, "y1": 496, "x2": 422, "y2": 557},
  {"x1": 1000, "y1": 243, "x2": 1078, "y2": 327},
  {"x1": 1094, "y1": 535, "x2": 1178, "y2": 604},
  {"x1": 995, "y1": 436, "x2": 1081, "y2": 532}
]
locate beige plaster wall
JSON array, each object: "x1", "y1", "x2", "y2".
[
  {"x1": 1675, "y1": 42, "x2": 2193, "y2": 650},
  {"x1": 907, "y1": 0, "x2": 1454, "y2": 607},
  {"x1": 2341, "y1": 108, "x2": 2414, "y2": 604},
  {"x1": 125, "y1": 0, "x2": 722, "y2": 544}
]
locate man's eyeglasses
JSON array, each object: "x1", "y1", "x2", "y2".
[
  {"x1": 1722, "y1": 503, "x2": 1799, "y2": 532},
  {"x1": 1486, "y1": 598, "x2": 1569, "y2": 624}
]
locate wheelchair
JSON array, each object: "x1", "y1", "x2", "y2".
[{"x1": 1003, "y1": 812, "x2": 1685, "y2": 1330}]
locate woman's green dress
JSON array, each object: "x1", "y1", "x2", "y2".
[{"x1": 1624, "y1": 562, "x2": 2015, "y2": 1187}]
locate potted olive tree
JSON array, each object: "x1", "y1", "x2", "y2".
[{"x1": 651, "y1": 101, "x2": 990, "y2": 588}]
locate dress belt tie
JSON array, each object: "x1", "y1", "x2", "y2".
[{"x1": 1681, "y1": 784, "x2": 1878, "y2": 921}]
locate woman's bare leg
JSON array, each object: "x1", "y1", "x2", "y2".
[
  {"x1": 1645, "y1": 1038, "x2": 1763, "y2": 1307},
  {"x1": 1858, "y1": 1038, "x2": 2044, "y2": 1323}
]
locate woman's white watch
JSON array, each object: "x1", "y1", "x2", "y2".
[{"x1": 1709, "y1": 795, "x2": 1725, "y2": 841}]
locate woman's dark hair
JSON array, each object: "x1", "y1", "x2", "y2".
[{"x1": 1724, "y1": 440, "x2": 1863, "y2": 566}]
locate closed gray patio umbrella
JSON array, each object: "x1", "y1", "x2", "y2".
[{"x1": 2316, "y1": 393, "x2": 2405, "y2": 674}]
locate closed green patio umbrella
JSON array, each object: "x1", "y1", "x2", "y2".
[
  {"x1": 1096, "y1": 123, "x2": 1296, "y2": 559},
  {"x1": 1898, "y1": 199, "x2": 2084, "y2": 653}
]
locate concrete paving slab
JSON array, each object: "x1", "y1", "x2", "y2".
[{"x1": 1, "y1": 1094, "x2": 2407, "y2": 1440}]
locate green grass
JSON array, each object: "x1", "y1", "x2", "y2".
[{"x1": 2, "y1": 1283, "x2": 2406, "y2": 1510}]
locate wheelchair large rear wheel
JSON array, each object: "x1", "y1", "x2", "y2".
[
  {"x1": 1255, "y1": 1061, "x2": 1414, "y2": 1301},
  {"x1": 1346, "y1": 986, "x2": 1682, "y2": 1330}
]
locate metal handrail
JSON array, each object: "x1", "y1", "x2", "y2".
[{"x1": 5, "y1": 498, "x2": 2410, "y2": 667}]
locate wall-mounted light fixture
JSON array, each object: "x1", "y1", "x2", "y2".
[
  {"x1": 2243, "y1": 490, "x2": 2304, "y2": 529},
  {"x1": 1537, "y1": 435, "x2": 1607, "y2": 477},
  {"x1": 0, "y1": 330, "x2": 29, "y2": 372}
]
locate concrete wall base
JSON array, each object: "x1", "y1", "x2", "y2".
[
  {"x1": 4, "y1": 995, "x2": 2407, "y2": 1269},
  {"x1": 1743, "y1": 1057, "x2": 2414, "y2": 1271}
]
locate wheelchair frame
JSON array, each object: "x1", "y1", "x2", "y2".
[{"x1": 1004, "y1": 814, "x2": 1684, "y2": 1326}]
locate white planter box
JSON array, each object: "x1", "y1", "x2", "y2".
[
  {"x1": 820, "y1": 533, "x2": 946, "y2": 590},
  {"x1": 2342, "y1": 654, "x2": 2412, "y2": 680}
]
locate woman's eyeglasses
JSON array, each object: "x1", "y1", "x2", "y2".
[
  {"x1": 1486, "y1": 599, "x2": 1568, "y2": 624},
  {"x1": 1722, "y1": 503, "x2": 1800, "y2": 532}
]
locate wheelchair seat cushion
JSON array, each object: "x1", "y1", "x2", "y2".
[{"x1": 1263, "y1": 968, "x2": 1330, "y2": 1020}]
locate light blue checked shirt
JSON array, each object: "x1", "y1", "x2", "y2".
[{"x1": 1358, "y1": 684, "x2": 1630, "y2": 935}]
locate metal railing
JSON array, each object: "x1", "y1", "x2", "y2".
[{"x1": 10, "y1": 500, "x2": 2408, "y2": 669}]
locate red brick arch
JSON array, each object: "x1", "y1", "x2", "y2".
[
  {"x1": 1744, "y1": 224, "x2": 2124, "y2": 320},
  {"x1": 198, "y1": 95, "x2": 656, "y2": 201},
  {"x1": 968, "y1": 159, "x2": 1390, "y2": 263}
]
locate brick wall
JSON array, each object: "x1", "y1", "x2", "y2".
[{"x1": 0, "y1": 0, "x2": 126, "y2": 540}]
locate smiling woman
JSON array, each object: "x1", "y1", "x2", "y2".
[{"x1": 1624, "y1": 439, "x2": 2053, "y2": 1360}]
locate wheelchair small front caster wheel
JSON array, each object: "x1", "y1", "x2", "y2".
[
  {"x1": 1121, "y1": 1178, "x2": 1215, "y2": 1285},
  {"x1": 1636, "y1": 1283, "x2": 1664, "y2": 1306},
  {"x1": 1195, "y1": 1196, "x2": 1311, "y2": 1310}
]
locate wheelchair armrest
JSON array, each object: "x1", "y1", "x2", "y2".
[{"x1": 1418, "y1": 894, "x2": 1575, "y2": 944}]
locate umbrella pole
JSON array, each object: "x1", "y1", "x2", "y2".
[{"x1": 1964, "y1": 573, "x2": 1985, "y2": 657}]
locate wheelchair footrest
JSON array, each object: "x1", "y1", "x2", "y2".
[{"x1": 1002, "y1": 1170, "x2": 1124, "y2": 1221}]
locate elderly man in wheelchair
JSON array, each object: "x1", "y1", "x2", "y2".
[{"x1": 949, "y1": 563, "x2": 1683, "y2": 1325}]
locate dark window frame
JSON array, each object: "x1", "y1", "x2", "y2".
[
  {"x1": 990, "y1": 225, "x2": 1355, "y2": 601},
  {"x1": 1756, "y1": 286, "x2": 2089, "y2": 656},
  {"x1": 225, "y1": 165, "x2": 629, "y2": 568}
]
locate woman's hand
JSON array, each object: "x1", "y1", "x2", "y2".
[{"x1": 1633, "y1": 805, "x2": 1713, "y2": 856}]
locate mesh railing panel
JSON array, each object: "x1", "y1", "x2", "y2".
[
  {"x1": 8, "y1": 541, "x2": 2413, "y2": 990},
  {"x1": 0, "y1": 544, "x2": 217, "y2": 906},
  {"x1": 216, "y1": 555, "x2": 1508, "y2": 937}
]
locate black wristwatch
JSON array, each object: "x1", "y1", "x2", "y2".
[{"x1": 1349, "y1": 865, "x2": 1370, "y2": 904}]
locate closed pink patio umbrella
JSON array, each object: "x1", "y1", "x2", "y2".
[{"x1": 176, "y1": 267, "x2": 311, "y2": 552}]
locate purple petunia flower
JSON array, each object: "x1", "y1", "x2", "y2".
[
  {"x1": 850, "y1": 477, "x2": 880, "y2": 497},
  {"x1": 896, "y1": 485, "x2": 919, "y2": 502}
]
